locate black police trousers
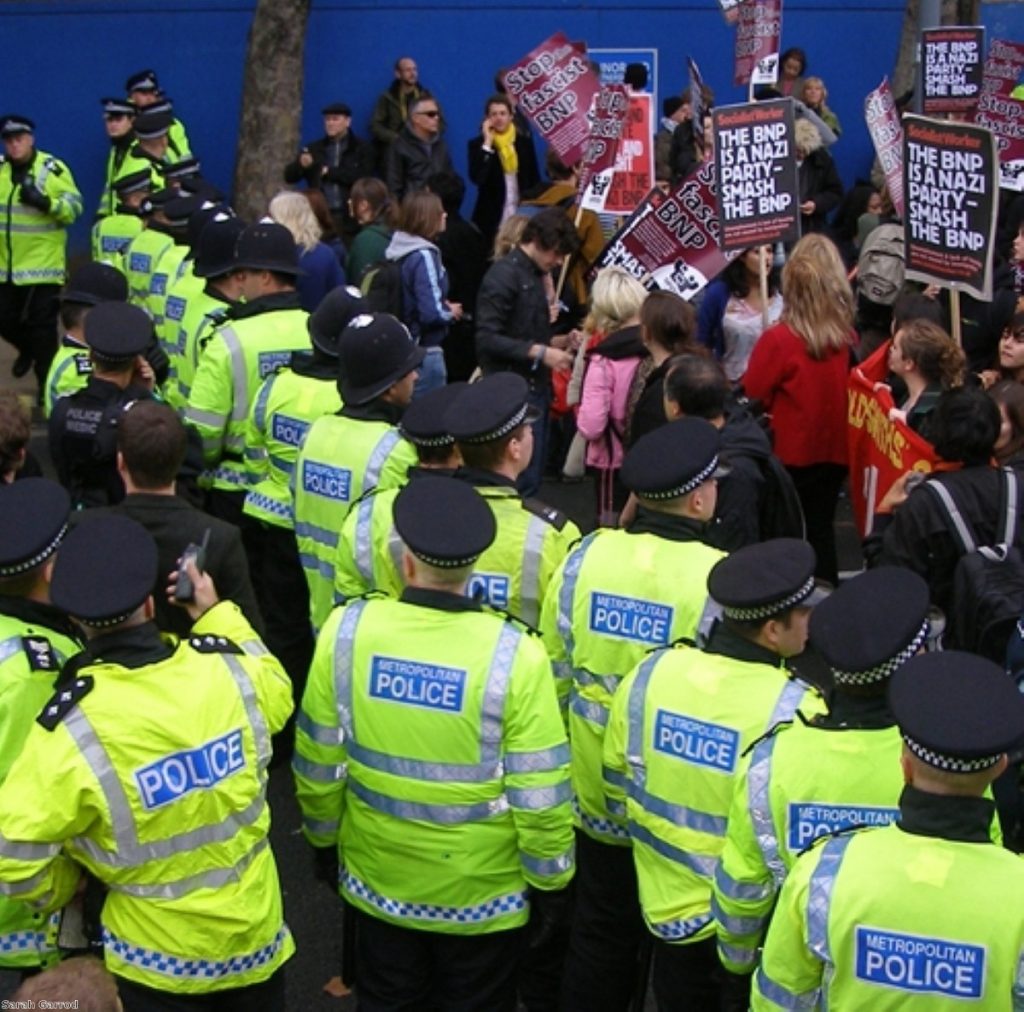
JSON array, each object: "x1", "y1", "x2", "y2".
[
  {"x1": 0, "y1": 281, "x2": 60, "y2": 386},
  {"x1": 115, "y1": 967, "x2": 285, "y2": 1011}
]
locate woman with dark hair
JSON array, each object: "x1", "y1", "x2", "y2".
[
  {"x1": 385, "y1": 189, "x2": 461, "y2": 395},
  {"x1": 346, "y1": 177, "x2": 397, "y2": 282},
  {"x1": 303, "y1": 188, "x2": 346, "y2": 268},
  {"x1": 697, "y1": 245, "x2": 781, "y2": 382},
  {"x1": 981, "y1": 311, "x2": 1024, "y2": 387},
  {"x1": 468, "y1": 94, "x2": 541, "y2": 249},
  {"x1": 779, "y1": 47, "x2": 808, "y2": 98},
  {"x1": 989, "y1": 378, "x2": 1024, "y2": 467}
]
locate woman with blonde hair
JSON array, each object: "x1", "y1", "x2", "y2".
[
  {"x1": 269, "y1": 189, "x2": 344, "y2": 312},
  {"x1": 801, "y1": 76, "x2": 841, "y2": 136},
  {"x1": 574, "y1": 268, "x2": 649, "y2": 522},
  {"x1": 745, "y1": 233, "x2": 855, "y2": 582}
]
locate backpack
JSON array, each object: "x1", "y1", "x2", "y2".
[
  {"x1": 857, "y1": 223, "x2": 905, "y2": 307},
  {"x1": 927, "y1": 468, "x2": 1024, "y2": 662},
  {"x1": 755, "y1": 454, "x2": 806, "y2": 541},
  {"x1": 359, "y1": 255, "x2": 406, "y2": 317}
]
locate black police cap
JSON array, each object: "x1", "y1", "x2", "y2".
[
  {"x1": 126, "y1": 69, "x2": 159, "y2": 93},
  {"x1": 444, "y1": 373, "x2": 538, "y2": 444},
  {"x1": 0, "y1": 115, "x2": 35, "y2": 138},
  {"x1": 163, "y1": 193, "x2": 215, "y2": 229},
  {"x1": 322, "y1": 102, "x2": 352, "y2": 116},
  {"x1": 133, "y1": 110, "x2": 172, "y2": 140},
  {"x1": 0, "y1": 479, "x2": 69, "y2": 579},
  {"x1": 185, "y1": 203, "x2": 229, "y2": 253},
  {"x1": 621, "y1": 417, "x2": 728, "y2": 500},
  {"x1": 308, "y1": 286, "x2": 368, "y2": 358},
  {"x1": 50, "y1": 515, "x2": 158, "y2": 626},
  {"x1": 400, "y1": 382, "x2": 467, "y2": 448},
  {"x1": 709, "y1": 538, "x2": 824, "y2": 622},
  {"x1": 177, "y1": 176, "x2": 226, "y2": 203},
  {"x1": 890, "y1": 652, "x2": 1024, "y2": 773},
  {"x1": 101, "y1": 97, "x2": 135, "y2": 117},
  {"x1": 84, "y1": 302, "x2": 153, "y2": 362},
  {"x1": 232, "y1": 222, "x2": 301, "y2": 277},
  {"x1": 194, "y1": 215, "x2": 246, "y2": 279},
  {"x1": 338, "y1": 313, "x2": 425, "y2": 406},
  {"x1": 113, "y1": 169, "x2": 153, "y2": 197},
  {"x1": 62, "y1": 262, "x2": 128, "y2": 306},
  {"x1": 810, "y1": 568, "x2": 931, "y2": 687},
  {"x1": 138, "y1": 188, "x2": 175, "y2": 217},
  {"x1": 163, "y1": 157, "x2": 202, "y2": 182},
  {"x1": 393, "y1": 475, "x2": 496, "y2": 569}
]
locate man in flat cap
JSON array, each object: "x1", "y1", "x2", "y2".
[
  {"x1": 284, "y1": 102, "x2": 373, "y2": 243},
  {"x1": 293, "y1": 312, "x2": 422, "y2": 631},
  {"x1": 753, "y1": 651, "x2": 1024, "y2": 1010},
  {"x1": 714, "y1": 566, "x2": 934, "y2": 994},
  {"x1": 295, "y1": 476, "x2": 573, "y2": 1010},
  {"x1": 544, "y1": 417, "x2": 729, "y2": 1011},
  {"x1": 602, "y1": 539, "x2": 826, "y2": 1012},
  {"x1": 0, "y1": 479, "x2": 82, "y2": 973},
  {"x1": 0, "y1": 514, "x2": 294, "y2": 1007},
  {"x1": 0, "y1": 115, "x2": 83, "y2": 389},
  {"x1": 48, "y1": 301, "x2": 156, "y2": 509}
]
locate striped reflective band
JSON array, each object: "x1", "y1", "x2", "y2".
[
  {"x1": 713, "y1": 862, "x2": 773, "y2": 902},
  {"x1": 292, "y1": 754, "x2": 346, "y2": 783},
  {"x1": 806, "y1": 833, "x2": 853, "y2": 965},
  {"x1": 365, "y1": 429, "x2": 402, "y2": 488},
  {"x1": 519, "y1": 515, "x2": 547, "y2": 627},
  {"x1": 341, "y1": 867, "x2": 526, "y2": 925},
  {"x1": 505, "y1": 743, "x2": 570, "y2": 774},
  {"x1": 103, "y1": 924, "x2": 290, "y2": 981},
  {"x1": 353, "y1": 495, "x2": 377, "y2": 584},
  {"x1": 626, "y1": 652, "x2": 661, "y2": 776},
  {"x1": 747, "y1": 733, "x2": 786, "y2": 886},
  {"x1": 570, "y1": 692, "x2": 609, "y2": 727},
  {"x1": 349, "y1": 779, "x2": 508, "y2": 823},
  {"x1": 520, "y1": 845, "x2": 574, "y2": 878},
  {"x1": 294, "y1": 520, "x2": 338, "y2": 549},
  {"x1": 347, "y1": 741, "x2": 498, "y2": 783},
  {"x1": 627, "y1": 820, "x2": 717, "y2": 879},
  {"x1": 626, "y1": 781, "x2": 727, "y2": 837},
  {"x1": 556, "y1": 534, "x2": 595, "y2": 664},
  {"x1": 506, "y1": 782, "x2": 572, "y2": 810},
  {"x1": 718, "y1": 939, "x2": 759, "y2": 969},
  {"x1": 710, "y1": 896, "x2": 768, "y2": 937},
  {"x1": 296, "y1": 710, "x2": 343, "y2": 747},
  {"x1": 0, "y1": 834, "x2": 59, "y2": 862},
  {"x1": 217, "y1": 326, "x2": 250, "y2": 425},
  {"x1": 754, "y1": 967, "x2": 820, "y2": 1009},
  {"x1": 646, "y1": 911, "x2": 712, "y2": 941}
]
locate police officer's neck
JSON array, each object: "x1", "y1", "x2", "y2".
[
  {"x1": 902, "y1": 753, "x2": 1004, "y2": 799},
  {"x1": 89, "y1": 360, "x2": 136, "y2": 388},
  {"x1": 79, "y1": 604, "x2": 154, "y2": 642},
  {"x1": 637, "y1": 496, "x2": 707, "y2": 522}
]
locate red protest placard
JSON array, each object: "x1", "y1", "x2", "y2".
[
  {"x1": 865, "y1": 79, "x2": 906, "y2": 219},
  {"x1": 972, "y1": 39, "x2": 1024, "y2": 191},
  {"x1": 734, "y1": 0, "x2": 783, "y2": 87},
  {"x1": 603, "y1": 94, "x2": 654, "y2": 214},
  {"x1": 847, "y1": 342, "x2": 942, "y2": 537},
  {"x1": 713, "y1": 99, "x2": 799, "y2": 251},
  {"x1": 579, "y1": 85, "x2": 630, "y2": 213},
  {"x1": 922, "y1": 27, "x2": 986, "y2": 116},
  {"x1": 594, "y1": 162, "x2": 739, "y2": 299},
  {"x1": 503, "y1": 33, "x2": 601, "y2": 167},
  {"x1": 903, "y1": 115, "x2": 999, "y2": 300}
]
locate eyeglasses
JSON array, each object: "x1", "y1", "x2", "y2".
[{"x1": 417, "y1": 110, "x2": 440, "y2": 118}]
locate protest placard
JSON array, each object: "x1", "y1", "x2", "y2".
[
  {"x1": 903, "y1": 114, "x2": 998, "y2": 300},
  {"x1": 503, "y1": 33, "x2": 601, "y2": 167},
  {"x1": 604, "y1": 94, "x2": 654, "y2": 214},
  {"x1": 734, "y1": 0, "x2": 782, "y2": 87},
  {"x1": 689, "y1": 57, "x2": 708, "y2": 141},
  {"x1": 865, "y1": 79, "x2": 906, "y2": 219},
  {"x1": 594, "y1": 161, "x2": 739, "y2": 299},
  {"x1": 921, "y1": 27, "x2": 986, "y2": 116},
  {"x1": 578, "y1": 85, "x2": 630, "y2": 213},
  {"x1": 847, "y1": 342, "x2": 942, "y2": 537},
  {"x1": 713, "y1": 99, "x2": 799, "y2": 251},
  {"x1": 972, "y1": 39, "x2": 1024, "y2": 191}
]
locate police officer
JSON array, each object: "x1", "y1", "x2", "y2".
[
  {"x1": 603, "y1": 539, "x2": 825, "y2": 1011},
  {"x1": 543, "y1": 418, "x2": 728, "y2": 1012},
  {"x1": 121, "y1": 188, "x2": 177, "y2": 307},
  {"x1": 91, "y1": 167, "x2": 148, "y2": 265},
  {"x1": 293, "y1": 312, "x2": 422, "y2": 630},
  {"x1": 0, "y1": 514, "x2": 294, "y2": 1009},
  {"x1": 714, "y1": 567, "x2": 932, "y2": 987},
  {"x1": 125, "y1": 69, "x2": 191, "y2": 161},
  {"x1": 242, "y1": 286, "x2": 365, "y2": 711},
  {"x1": 0, "y1": 479, "x2": 81, "y2": 971},
  {"x1": 186, "y1": 222, "x2": 310, "y2": 523},
  {"x1": 441, "y1": 373, "x2": 580, "y2": 627},
  {"x1": 0, "y1": 115, "x2": 83, "y2": 387},
  {"x1": 753, "y1": 651, "x2": 1024, "y2": 1010},
  {"x1": 96, "y1": 96, "x2": 138, "y2": 220},
  {"x1": 44, "y1": 261, "x2": 129, "y2": 418},
  {"x1": 294, "y1": 476, "x2": 573, "y2": 1010},
  {"x1": 48, "y1": 302, "x2": 156, "y2": 509},
  {"x1": 334, "y1": 380, "x2": 465, "y2": 602}
]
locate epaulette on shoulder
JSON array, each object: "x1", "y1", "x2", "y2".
[
  {"x1": 740, "y1": 718, "x2": 795, "y2": 759},
  {"x1": 341, "y1": 589, "x2": 390, "y2": 606},
  {"x1": 795, "y1": 820, "x2": 873, "y2": 859},
  {"x1": 37, "y1": 675, "x2": 94, "y2": 732},
  {"x1": 188, "y1": 633, "x2": 243, "y2": 655},
  {"x1": 521, "y1": 496, "x2": 570, "y2": 531},
  {"x1": 351, "y1": 484, "x2": 388, "y2": 509},
  {"x1": 481, "y1": 604, "x2": 542, "y2": 637},
  {"x1": 43, "y1": 156, "x2": 61, "y2": 175}
]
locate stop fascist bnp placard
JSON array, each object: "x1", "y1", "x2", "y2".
[{"x1": 903, "y1": 115, "x2": 998, "y2": 301}]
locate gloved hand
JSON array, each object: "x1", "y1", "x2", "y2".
[
  {"x1": 527, "y1": 886, "x2": 572, "y2": 949},
  {"x1": 20, "y1": 183, "x2": 50, "y2": 212}
]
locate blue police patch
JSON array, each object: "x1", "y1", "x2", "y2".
[
  {"x1": 467, "y1": 571, "x2": 510, "y2": 609},
  {"x1": 588, "y1": 591, "x2": 673, "y2": 646},
  {"x1": 653, "y1": 709, "x2": 739, "y2": 773},
  {"x1": 128, "y1": 252, "x2": 151, "y2": 274},
  {"x1": 855, "y1": 926, "x2": 985, "y2": 1000},
  {"x1": 150, "y1": 274, "x2": 167, "y2": 296},
  {"x1": 787, "y1": 803, "x2": 898, "y2": 851},
  {"x1": 272, "y1": 413, "x2": 310, "y2": 448},
  {"x1": 101, "y1": 236, "x2": 128, "y2": 255},
  {"x1": 302, "y1": 461, "x2": 351, "y2": 501},
  {"x1": 166, "y1": 295, "x2": 187, "y2": 321},
  {"x1": 134, "y1": 729, "x2": 246, "y2": 810},
  {"x1": 258, "y1": 351, "x2": 292, "y2": 379},
  {"x1": 369, "y1": 656, "x2": 466, "y2": 714}
]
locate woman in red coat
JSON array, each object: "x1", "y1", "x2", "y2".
[{"x1": 744, "y1": 234, "x2": 854, "y2": 583}]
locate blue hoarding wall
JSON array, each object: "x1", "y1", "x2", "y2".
[{"x1": 1, "y1": 0, "x2": 911, "y2": 255}]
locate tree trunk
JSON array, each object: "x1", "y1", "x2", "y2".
[{"x1": 232, "y1": 0, "x2": 311, "y2": 223}]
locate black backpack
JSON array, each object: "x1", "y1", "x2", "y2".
[
  {"x1": 756, "y1": 454, "x2": 806, "y2": 541},
  {"x1": 927, "y1": 468, "x2": 1024, "y2": 662},
  {"x1": 359, "y1": 255, "x2": 407, "y2": 317}
]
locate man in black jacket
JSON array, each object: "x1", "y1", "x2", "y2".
[
  {"x1": 385, "y1": 95, "x2": 453, "y2": 202},
  {"x1": 283, "y1": 102, "x2": 373, "y2": 242}
]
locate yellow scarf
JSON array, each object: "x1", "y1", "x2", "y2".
[{"x1": 492, "y1": 125, "x2": 519, "y2": 175}]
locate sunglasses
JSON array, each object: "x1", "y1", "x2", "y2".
[{"x1": 417, "y1": 110, "x2": 440, "y2": 118}]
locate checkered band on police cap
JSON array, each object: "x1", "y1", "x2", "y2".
[
  {"x1": 831, "y1": 617, "x2": 931, "y2": 686},
  {"x1": 902, "y1": 736, "x2": 1003, "y2": 774},
  {"x1": 641, "y1": 454, "x2": 721, "y2": 501},
  {"x1": 457, "y1": 402, "x2": 529, "y2": 445},
  {"x1": 723, "y1": 574, "x2": 815, "y2": 622},
  {"x1": 0, "y1": 523, "x2": 67, "y2": 579}
]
